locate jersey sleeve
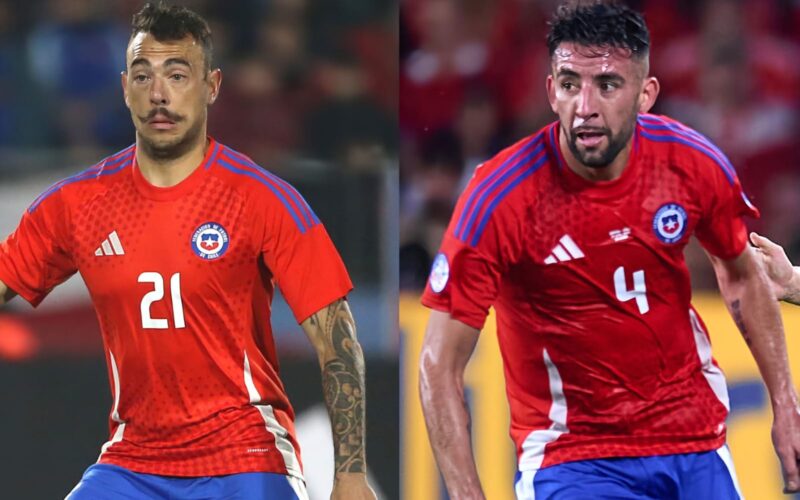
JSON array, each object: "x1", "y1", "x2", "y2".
[
  {"x1": 694, "y1": 154, "x2": 759, "y2": 260},
  {"x1": 421, "y1": 164, "x2": 521, "y2": 330},
  {"x1": 0, "y1": 190, "x2": 77, "y2": 306},
  {"x1": 259, "y1": 188, "x2": 353, "y2": 324}
]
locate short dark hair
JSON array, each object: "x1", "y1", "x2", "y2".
[
  {"x1": 546, "y1": 2, "x2": 650, "y2": 59},
  {"x1": 130, "y1": 2, "x2": 213, "y2": 71}
]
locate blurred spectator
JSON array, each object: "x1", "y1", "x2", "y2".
[
  {"x1": 27, "y1": 0, "x2": 130, "y2": 152},
  {"x1": 454, "y1": 87, "x2": 502, "y2": 190},
  {"x1": 0, "y1": 0, "x2": 50, "y2": 148},
  {"x1": 209, "y1": 55, "x2": 302, "y2": 169},
  {"x1": 304, "y1": 50, "x2": 395, "y2": 171},
  {"x1": 400, "y1": 0, "x2": 489, "y2": 135},
  {"x1": 400, "y1": 128, "x2": 462, "y2": 286}
]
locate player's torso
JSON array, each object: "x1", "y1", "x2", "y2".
[
  {"x1": 62, "y1": 153, "x2": 280, "y2": 439},
  {"x1": 496, "y1": 129, "x2": 724, "y2": 438}
]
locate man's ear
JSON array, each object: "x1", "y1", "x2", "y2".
[
  {"x1": 207, "y1": 68, "x2": 222, "y2": 105},
  {"x1": 121, "y1": 71, "x2": 130, "y2": 108},
  {"x1": 638, "y1": 76, "x2": 660, "y2": 114}
]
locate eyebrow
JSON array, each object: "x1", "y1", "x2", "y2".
[
  {"x1": 130, "y1": 57, "x2": 193, "y2": 70},
  {"x1": 556, "y1": 69, "x2": 625, "y2": 83}
]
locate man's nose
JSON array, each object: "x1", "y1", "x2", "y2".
[
  {"x1": 575, "y1": 85, "x2": 598, "y2": 120},
  {"x1": 149, "y1": 75, "x2": 169, "y2": 106}
]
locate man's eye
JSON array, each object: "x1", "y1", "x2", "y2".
[
  {"x1": 561, "y1": 82, "x2": 575, "y2": 91},
  {"x1": 600, "y1": 82, "x2": 617, "y2": 91},
  {"x1": 170, "y1": 74, "x2": 186, "y2": 81},
  {"x1": 133, "y1": 74, "x2": 149, "y2": 83}
]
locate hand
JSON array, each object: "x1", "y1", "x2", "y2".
[
  {"x1": 330, "y1": 472, "x2": 377, "y2": 500},
  {"x1": 750, "y1": 232, "x2": 795, "y2": 300},
  {"x1": 772, "y1": 404, "x2": 800, "y2": 494}
]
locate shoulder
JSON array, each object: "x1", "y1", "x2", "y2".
[
  {"x1": 471, "y1": 127, "x2": 550, "y2": 185},
  {"x1": 451, "y1": 126, "x2": 552, "y2": 248},
  {"x1": 27, "y1": 144, "x2": 135, "y2": 214},
  {"x1": 213, "y1": 142, "x2": 320, "y2": 233},
  {"x1": 636, "y1": 113, "x2": 738, "y2": 186}
]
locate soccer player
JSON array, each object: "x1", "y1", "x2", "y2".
[
  {"x1": 0, "y1": 4, "x2": 376, "y2": 500},
  {"x1": 750, "y1": 232, "x2": 800, "y2": 305},
  {"x1": 419, "y1": 3, "x2": 800, "y2": 499}
]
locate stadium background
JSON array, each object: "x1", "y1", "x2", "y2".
[
  {"x1": 0, "y1": 1, "x2": 398, "y2": 499},
  {"x1": 400, "y1": 0, "x2": 800, "y2": 499}
]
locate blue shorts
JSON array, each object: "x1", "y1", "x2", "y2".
[
  {"x1": 514, "y1": 446, "x2": 741, "y2": 499},
  {"x1": 65, "y1": 463, "x2": 308, "y2": 500}
]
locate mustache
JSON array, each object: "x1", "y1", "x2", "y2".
[{"x1": 140, "y1": 107, "x2": 184, "y2": 122}]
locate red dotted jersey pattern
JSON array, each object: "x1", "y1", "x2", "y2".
[
  {"x1": 0, "y1": 138, "x2": 353, "y2": 477},
  {"x1": 422, "y1": 115, "x2": 758, "y2": 471}
]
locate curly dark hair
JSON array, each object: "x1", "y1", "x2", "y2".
[
  {"x1": 546, "y1": 2, "x2": 650, "y2": 59},
  {"x1": 131, "y1": 2, "x2": 213, "y2": 71}
]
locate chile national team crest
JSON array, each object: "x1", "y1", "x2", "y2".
[
  {"x1": 191, "y1": 222, "x2": 230, "y2": 260},
  {"x1": 653, "y1": 203, "x2": 688, "y2": 244},
  {"x1": 429, "y1": 253, "x2": 450, "y2": 293}
]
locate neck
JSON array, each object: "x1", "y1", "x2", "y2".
[
  {"x1": 135, "y1": 131, "x2": 208, "y2": 188},
  {"x1": 559, "y1": 127, "x2": 633, "y2": 182}
]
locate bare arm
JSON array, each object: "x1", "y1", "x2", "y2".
[
  {"x1": 0, "y1": 278, "x2": 17, "y2": 305},
  {"x1": 750, "y1": 232, "x2": 800, "y2": 305},
  {"x1": 301, "y1": 298, "x2": 375, "y2": 500},
  {"x1": 419, "y1": 310, "x2": 484, "y2": 500},
  {"x1": 709, "y1": 245, "x2": 800, "y2": 492}
]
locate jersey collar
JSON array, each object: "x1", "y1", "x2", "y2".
[
  {"x1": 131, "y1": 137, "x2": 220, "y2": 201},
  {"x1": 548, "y1": 121, "x2": 641, "y2": 202}
]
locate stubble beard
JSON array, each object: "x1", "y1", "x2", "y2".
[{"x1": 566, "y1": 104, "x2": 639, "y2": 169}]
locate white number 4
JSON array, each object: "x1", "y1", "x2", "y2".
[
  {"x1": 138, "y1": 272, "x2": 186, "y2": 329},
  {"x1": 613, "y1": 266, "x2": 649, "y2": 314}
]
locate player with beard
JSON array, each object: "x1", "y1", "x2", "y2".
[
  {"x1": 0, "y1": 3, "x2": 376, "y2": 500},
  {"x1": 419, "y1": 2, "x2": 800, "y2": 499}
]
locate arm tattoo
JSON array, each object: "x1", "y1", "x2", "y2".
[
  {"x1": 312, "y1": 299, "x2": 367, "y2": 473},
  {"x1": 731, "y1": 299, "x2": 751, "y2": 346}
]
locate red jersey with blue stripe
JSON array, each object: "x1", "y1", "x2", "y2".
[
  {"x1": 422, "y1": 114, "x2": 758, "y2": 471},
  {"x1": 0, "y1": 138, "x2": 352, "y2": 478}
]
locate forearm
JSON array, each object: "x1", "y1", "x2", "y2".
[
  {"x1": 321, "y1": 329, "x2": 367, "y2": 474},
  {"x1": 722, "y1": 270, "x2": 797, "y2": 408},
  {"x1": 419, "y1": 356, "x2": 484, "y2": 499},
  {"x1": 305, "y1": 299, "x2": 368, "y2": 475}
]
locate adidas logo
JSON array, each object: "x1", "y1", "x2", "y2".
[
  {"x1": 94, "y1": 231, "x2": 125, "y2": 256},
  {"x1": 544, "y1": 234, "x2": 584, "y2": 265}
]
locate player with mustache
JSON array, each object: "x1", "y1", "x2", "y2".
[{"x1": 0, "y1": 3, "x2": 376, "y2": 499}]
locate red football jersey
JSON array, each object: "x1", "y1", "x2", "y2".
[
  {"x1": 422, "y1": 114, "x2": 758, "y2": 471},
  {"x1": 0, "y1": 139, "x2": 353, "y2": 478}
]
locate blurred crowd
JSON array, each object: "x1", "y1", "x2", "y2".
[
  {"x1": 0, "y1": 0, "x2": 396, "y2": 175},
  {"x1": 399, "y1": 0, "x2": 800, "y2": 290}
]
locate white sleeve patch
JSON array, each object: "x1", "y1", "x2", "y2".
[{"x1": 429, "y1": 253, "x2": 450, "y2": 293}]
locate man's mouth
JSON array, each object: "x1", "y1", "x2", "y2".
[
  {"x1": 148, "y1": 114, "x2": 177, "y2": 130},
  {"x1": 574, "y1": 129, "x2": 606, "y2": 148}
]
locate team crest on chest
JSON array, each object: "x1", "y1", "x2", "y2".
[
  {"x1": 191, "y1": 222, "x2": 230, "y2": 260},
  {"x1": 652, "y1": 203, "x2": 687, "y2": 244}
]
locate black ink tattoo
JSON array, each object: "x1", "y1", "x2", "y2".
[
  {"x1": 315, "y1": 300, "x2": 366, "y2": 473},
  {"x1": 731, "y1": 299, "x2": 751, "y2": 346}
]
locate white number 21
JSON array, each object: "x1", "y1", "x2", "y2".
[
  {"x1": 138, "y1": 272, "x2": 186, "y2": 329},
  {"x1": 613, "y1": 266, "x2": 649, "y2": 314}
]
